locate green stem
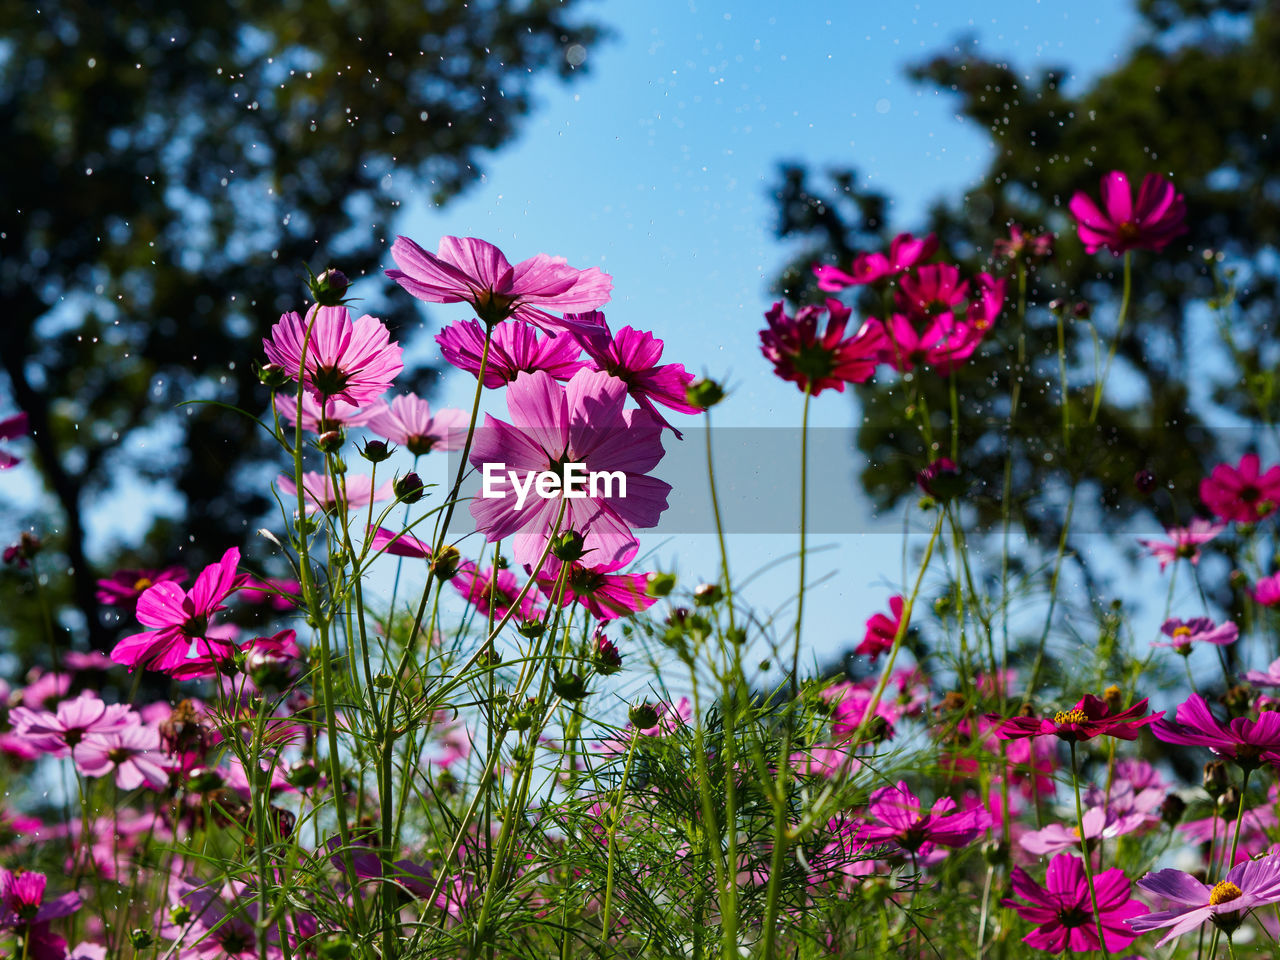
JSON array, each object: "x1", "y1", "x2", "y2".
[
  {"x1": 1070, "y1": 742, "x2": 1110, "y2": 959},
  {"x1": 1088, "y1": 250, "x2": 1132, "y2": 424}
]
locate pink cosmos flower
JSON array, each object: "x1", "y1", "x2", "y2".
[
  {"x1": 468, "y1": 369, "x2": 671, "y2": 568},
  {"x1": 436, "y1": 317, "x2": 586, "y2": 387},
  {"x1": 1137, "y1": 518, "x2": 1225, "y2": 570},
  {"x1": 168, "y1": 627, "x2": 301, "y2": 682},
  {"x1": 367, "y1": 394, "x2": 469, "y2": 456},
  {"x1": 1129, "y1": 855, "x2": 1280, "y2": 946},
  {"x1": 262, "y1": 304, "x2": 404, "y2": 405},
  {"x1": 1152, "y1": 692, "x2": 1280, "y2": 765},
  {"x1": 1019, "y1": 804, "x2": 1150, "y2": 857},
  {"x1": 823, "y1": 680, "x2": 902, "y2": 742},
  {"x1": 0, "y1": 412, "x2": 29, "y2": 470},
  {"x1": 571, "y1": 312, "x2": 698, "y2": 437},
  {"x1": 855, "y1": 595, "x2": 906, "y2": 660},
  {"x1": 1002, "y1": 854, "x2": 1144, "y2": 952},
  {"x1": 1200, "y1": 453, "x2": 1280, "y2": 522},
  {"x1": 367, "y1": 525, "x2": 432, "y2": 559},
  {"x1": 813, "y1": 232, "x2": 938, "y2": 290},
  {"x1": 272, "y1": 392, "x2": 380, "y2": 434},
  {"x1": 387, "y1": 235, "x2": 613, "y2": 334},
  {"x1": 109, "y1": 547, "x2": 243, "y2": 674},
  {"x1": 0, "y1": 868, "x2": 81, "y2": 928},
  {"x1": 857, "y1": 781, "x2": 989, "y2": 854},
  {"x1": 992, "y1": 224, "x2": 1054, "y2": 262},
  {"x1": 1069, "y1": 170, "x2": 1187, "y2": 256},
  {"x1": 1244, "y1": 657, "x2": 1280, "y2": 687},
  {"x1": 9, "y1": 691, "x2": 136, "y2": 756},
  {"x1": 18, "y1": 670, "x2": 70, "y2": 709},
  {"x1": 277, "y1": 471, "x2": 393, "y2": 515},
  {"x1": 993, "y1": 694, "x2": 1158, "y2": 743},
  {"x1": 532, "y1": 556, "x2": 656, "y2": 621},
  {"x1": 759, "y1": 299, "x2": 886, "y2": 396},
  {"x1": 95, "y1": 566, "x2": 187, "y2": 607},
  {"x1": 1152, "y1": 616, "x2": 1238, "y2": 652},
  {"x1": 872, "y1": 273, "x2": 1004, "y2": 375},
  {"x1": 452, "y1": 562, "x2": 544, "y2": 622},
  {"x1": 1178, "y1": 794, "x2": 1277, "y2": 865},
  {"x1": 73, "y1": 724, "x2": 169, "y2": 791}
]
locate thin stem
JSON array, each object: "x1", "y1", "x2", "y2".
[
  {"x1": 1070, "y1": 741, "x2": 1110, "y2": 959},
  {"x1": 1088, "y1": 250, "x2": 1133, "y2": 424}
]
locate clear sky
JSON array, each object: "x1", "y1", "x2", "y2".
[{"x1": 6, "y1": 0, "x2": 1152, "y2": 672}]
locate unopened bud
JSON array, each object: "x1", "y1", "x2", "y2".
[
  {"x1": 1134, "y1": 469, "x2": 1156, "y2": 494},
  {"x1": 430, "y1": 545, "x2": 461, "y2": 581},
  {"x1": 286, "y1": 763, "x2": 321, "y2": 790},
  {"x1": 552, "y1": 671, "x2": 589, "y2": 702},
  {"x1": 1203, "y1": 760, "x2": 1229, "y2": 798},
  {"x1": 130, "y1": 929, "x2": 155, "y2": 949},
  {"x1": 693, "y1": 582, "x2": 723, "y2": 606},
  {"x1": 394, "y1": 472, "x2": 424, "y2": 504},
  {"x1": 316, "y1": 429, "x2": 343, "y2": 454},
  {"x1": 629, "y1": 703, "x2": 660, "y2": 730},
  {"x1": 360, "y1": 439, "x2": 392, "y2": 463},
  {"x1": 646, "y1": 571, "x2": 677, "y2": 598},
  {"x1": 517, "y1": 620, "x2": 545, "y2": 640},
  {"x1": 685, "y1": 377, "x2": 726, "y2": 410},
  {"x1": 592, "y1": 633, "x2": 623, "y2": 676},
  {"x1": 1161, "y1": 793, "x2": 1187, "y2": 827},
  {"x1": 550, "y1": 530, "x2": 586, "y2": 562},
  {"x1": 310, "y1": 267, "x2": 350, "y2": 306},
  {"x1": 256, "y1": 361, "x2": 291, "y2": 388}
]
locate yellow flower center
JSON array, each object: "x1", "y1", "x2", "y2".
[
  {"x1": 1053, "y1": 709, "x2": 1087, "y2": 725},
  {"x1": 1209, "y1": 880, "x2": 1243, "y2": 906},
  {"x1": 1172, "y1": 626, "x2": 1192, "y2": 640},
  {"x1": 133, "y1": 577, "x2": 153, "y2": 591}
]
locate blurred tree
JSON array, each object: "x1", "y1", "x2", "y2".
[
  {"x1": 771, "y1": 0, "x2": 1280, "y2": 662},
  {"x1": 0, "y1": 0, "x2": 600, "y2": 653}
]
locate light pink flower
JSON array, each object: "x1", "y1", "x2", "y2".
[
  {"x1": 1129, "y1": 855, "x2": 1280, "y2": 946},
  {"x1": 1152, "y1": 616, "x2": 1238, "y2": 652},
  {"x1": 73, "y1": 724, "x2": 169, "y2": 791},
  {"x1": 273, "y1": 392, "x2": 380, "y2": 434},
  {"x1": 1244, "y1": 657, "x2": 1280, "y2": 687},
  {"x1": 95, "y1": 567, "x2": 187, "y2": 607},
  {"x1": 367, "y1": 394, "x2": 469, "y2": 456},
  {"x1": 9, "y1": 691, "x2": 136, "y2": 756},
  {"x1": 468, "y1": 369, "x2": 670, "y2": 568},
  {"x1": 1137, "y1": 518, "x2": 1225, "y2": 570},
  {"x1": 262, "y1": 305, "x2": 403, "y2": 405},
  {"x1": 1019, "y1": 804, "x2": 1150, "y2": 857},
  {"x1": 277, "y1": 471, "x2": 393, "y2": 515},
  {"x1": 436, "y1": 317, "x2": 586, "y2": 386},
  {"x1": 387, "y1": 235, "x2": 612, "y2": 334}
]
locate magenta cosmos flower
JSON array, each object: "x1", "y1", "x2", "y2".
[
  {"x1": 262, "y1": 304, "x2": 403, "y2": 405},
  {"x1": 1069, "y1": 171, "x2": 1187, "y2": 255},
  {"x1": 1243, "y1": 657, "x2": 1280, "y2": 687},
  {"x1": 436, "y1": 317, "x2": 586, "y2": 387},
  {"x1": 469, "y1": 369, "x2": 671, "y2": 568},
  {"x1": 387, "y1": 235, "x2": 612, "y2": 334},
  {"x1": 855, "y1": 595, "x2": 906, "y2": 661},
  {"x1": 95, "y1": 566, "x2": 187, "y2": 607},
  {"x1": 9, "y1": 691, "x2": 136, "y2": 756},
  {"x1": 109, "y1": 547, "x2": 243, "y2": 673},
  {"x1": 813, "y1": 232, "x2": 939, "y2": 290},
  {"x1": 367, "y1": 525, "x2": 433, "y2": 559},
  {"x1": 857, "y1": 781, "x2": 989, "y2": 854},
  {"x1": 453, "y1": 561, "x2": 544, "y2": 622},
  {"x1": 1129, "y1": 856, "x2": 1280, "y2": 946},
  {"x1": 1200, "y1": 453, "x2": 1280, "y2": 522},
  {"x1": 1002, "y1": 854, "x2": 1144, "y2": 953},
  {"x1": 0, "y1": 867, "x2": 81, "y2": 928},
  {"x1": 1136, "y1": 518, "x2": 1225, "y2": 571},
  {"x1": 277, "y1": 471, "x2": 393, "y2": 515},
  {"x1": 759, "y1": 299, "x2": 886, "y2": 396},
  {"x1": 1152, "y1": 692, "x2": 1280, "y2": 766},
  {"x1": 1255, "y1": 571, "x2": 1280, "y2": 606},
  {"x1": 532, "y1": 555, "x2": 656, "y2": 621},
  {"x1": 571, "y1": 312, "x2": 698, "y2": 437},
  {"x1": 993, "y1": 694, "x2": 1158, "y2": 743},
  {"x1": 1152, "y1": 616, "x2": 1238, "y2": 653},
  {"x1": 873, "y1": 272, "x2": 1004, "y2": 375},
  {"x1": 367, "y1": 394, "x2": 469, "y2": 456},
  {"x1": 0, "y1": 412, "x2": 28, "y2": 470}
]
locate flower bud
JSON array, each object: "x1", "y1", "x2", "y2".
[
  {"x1": 517, "y1": 619, "x2": 545, "y2": 640},
  {"x1": 169, "y1": 905, "x2": 193, "y2": 926},
  {"x1": 510, "y1": 699, "x2": 538, "y2": 732},
  {"x1": 329, "y1": 454, "x2": 347, "y2": 476},
  {"x1": 693, "y1": 582, "x2": 723, "y2": 606},
  {"x1": 592, "y1": 632, "x2": 623, "y2": 676},
  {"x1": 982, "y1": 839, "x2": 1009, "y2": 867},
  {"x1": 725, "y1": 626, "x2": 747, "y2": 645},
  {"x1": 1161, "y1": 792, "x2": 1187, "y2": 827},
  {"x1": 130, "y1": 929, "x2": 155, "y2": 949},
  {"x1": 1071, "y1": 301, "x2": 1092, "y2": 320},
  {"x1": 256, "y1": 361, "x2": 291, "y2": 388},
  {"x1": 645, "y1": 571, "x2": 677, "y2": 598},
  {"x1": 247, "y1": 648, "x2": 296, "y2": 691},
  {"x1": 477, "y1": 644, "x2": 502, "y2": 667},
  {"x1": 685, "y1": 377, "x2": 726, "y2": 410},
  {"x1": 1203, "y1": 760, "x2": 1229, "y2": 798},
  {"x1": 1220, "y1": 684, "x2": 1252, "y2": 719},
  {"x1": 629, "y1": 703, "x2": 660, "y2": 730},
  {"x1": 360, "y1": 439, "x2": 392, "y2": 463},
  {"x1": 430, "y1": 545, "x2": 461, "y2": 581},
  {"x1": 2, "y1": 531, "x2": 42, "y2": 569},
  {"x1": 316, "y1": 429, "x2": 344, "y2": 454},
  {"x1": 552, "y1": 670, "x2": 589, "y2": 702},
  {"x1": 1133, "y1": 469, "x2": 1156, "y2": 494},
  {"x1": 1102, "y1": 685, "x2": 1123, "y2": 714},
  {"x1": 394, "y1": 472, "x2": 424, "y2": 504},
  {"x1": 550, "y1": 530, "x2": 586, "y2": 562},
  {"x1": 310, "y1": 267, "x2": 350, "y2": 307},
  {"x1": 917, "y1": 457, "x2": 964, "y2": 501}
]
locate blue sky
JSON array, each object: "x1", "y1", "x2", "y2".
[{"x1": 8, "y1": 0, "x2": 1162, "y2": 672}]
